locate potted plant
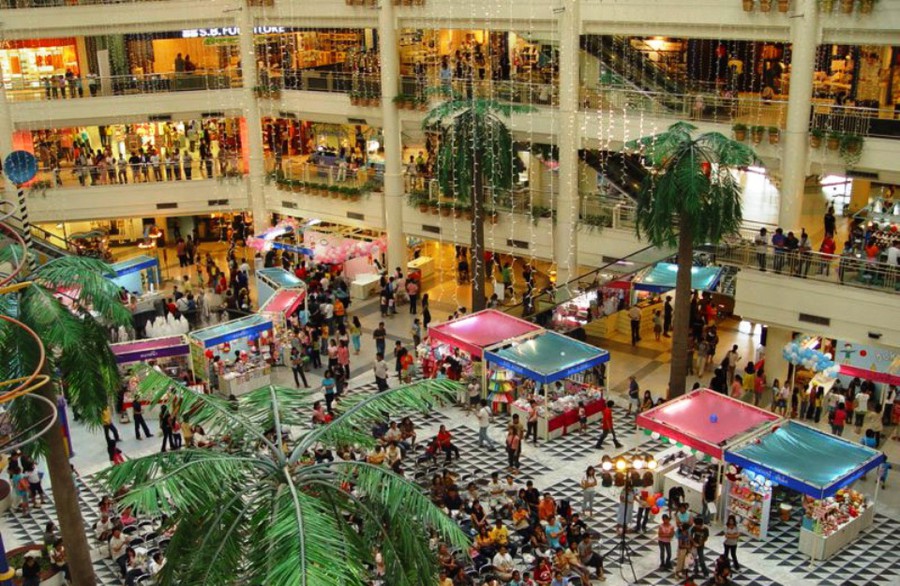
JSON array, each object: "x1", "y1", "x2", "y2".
[
  {"x1": 429, "y1": 200, "x2": 441, "y2": 215},
  {"x1": 759, "y1": 0, "x2": 773, "y2": 11},
  {"x1": 338, "y1": 186, "x2": 351, "y2": 201},
  {"x1": 860, "y1": 0, "x2": 876, "y2": 13},
  {"x1": 452, "y1": 201, "x2": 465, "y2": 218},
  {"x1": 347, "y1": 187, "x2": 362, "y2": 202},
  {"x1": 820, "y1": 0, "x2": 834, "y2": 12},
  {"x1": 439, "y1": 201, "x2": 453, "y2": 217},
  {"x1": 292, "y1": 180, "x2": 305, "y2": 193},
  {"x1": 742, "y1": 0, "x2": 755, "y2": 11},
  {"x1": 253, "y1": 86, "x2": 280, "y2": 99},
  {"x1": 750, "y1": 125, "x2": 766, "y2": 144},
  {"x1": 826, "y1": 131, "x2": 842, "y2": 150},
  {"x1": 329, "y1": 184, "x2": 341, "y2": 198},
  {"x1": 810, "y1": 128, "x2": 825, "y2": 148},
  {"x1": 349, "y1": 92, "x2": 361, "y2": 106},
  {"x1": 416, "y1": 96, "x2": 428, "y2": 111},
  {"x1": 487, "y1": 207, "x2": 499, "y2": 224},
  {"x1": 777, "y1": 0, "x2": 790, "y2": 11},
  {"x1": 839, "y1": 0, "x2": 854, "y2": 12},
  {"x1": 732, "y1": 123, "x2": 748, "y2": 141},
  {"x1": 840, "y1": 133, "x2": 864, "y2": 164},
  {"x1": 393, "y1": 94, "x2": 412, "y2": 109},
  {"x1": 768, "y1": 126, "x2": 781, "y2": 144}
]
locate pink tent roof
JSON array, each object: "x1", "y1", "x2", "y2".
[
  {"x1": 260, "y1": 288, "x2": 306, "y2": 316},
  {"x1": 427, "y1": 309, "x2": 542, "y2": 358},
  {"x1": 636, "y1": 388, "x2": 781, "y2": 459}
]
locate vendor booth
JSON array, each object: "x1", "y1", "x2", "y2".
[
  {"x1": 189, "y1": 315, "x2": 274, "y2": 397},
  {"x1": 111, "y1": 335, "x2": 190, "y2": 377},
  {"x1": 636, "y1": 389, "x2": 781, "y2": 518},
  {"x1": 632, "y1": 262, "x2": 723, "y2": 296},
  {"x1": 259, "y1": 288, "x2": 306, "y2": 366},
  {"x1": 109, "y1": 255, "x2": 161, "y2": 295},
  {"x1": 724, "y1": 421, "x2": 886, "y2": 557},
  {"x1": 256, "y1": 267, "x2": 304, "y2": 306},
  {"x1": 425, "y1": 309, "x2": 542, "y2": 383},
  {"x1": 483, "y1": 331, "x2": 610, "y2": 440}
]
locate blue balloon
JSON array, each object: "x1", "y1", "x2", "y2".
[
  {"x1": 656, "y1": 497, "x2": 667, "y2": 507},
  {"x1": 710, "y1": 414, "x2": 719, "y2": 423},
  {"x1": 3, "y1": 150, "x2": 38, "y2": 185}
]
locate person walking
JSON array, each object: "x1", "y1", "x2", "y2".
[
  {"x1": 406, "y1": 278, "x2": 419, "y2": 314},
  {"x1": 663, "y1": 296, "x2": 673, "y2": 337},
  {"x1": 159, "y1": 405, "x2": 176, "y2": 452},
  {"x1": 349, "y1": 316, "x2": 362, "y2": 355},
  {"x1": 505, "y1": 427, "x2": 521, "y2": 472},
  {"x1": 690, "y1": 516, "x2": 710, "y2": 578},
  {"x1": 101, "y1": 406, "x2": 120, "y2": 443},
  {"x1": 594, "y1": 400, "x2": 623, "y2": 449},
  {"x1": 628, "y1": 304, "x2": 642, "y2": 346},
  {"x1": 422, "y1": 293, "x2": 432, "y2": 330},
  {"x1": 322, "y1": 369, "x2": 337, "y2": 413},
  {"x1": 476, "y1": 399, "x2": 498, "y2": 450},
  {"x1": 290, "y1": 346, "x2": 309, "y2": 388},
  {"x1": 374, "y1": 353, "x2": 390, "y2": 392},
  {"x1": 338, "y1": 340, "x2": 351, "y2": 379},
  {"x1": 373, "y1": 321, "x2": 387, "y2": 357},
  {"x1": 723, "y1": 514, "x2": 741, "y2": 570},
  {"x1": 132, "y1": 399, "x2": 152, "y2": 440}
]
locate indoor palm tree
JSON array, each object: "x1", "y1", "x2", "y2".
[
  {"x1": 0, "y1": 252, "x2": 133, "y2": 586},
  {"x1": 424, "y1": 95, "x2": 534, "y2": 311},
  {"x1": 628, "y1": 122, "x2": 759, "y2": 398},
  {"x1": 101, "y1": 369, "x2": 470, "y2": 585}
]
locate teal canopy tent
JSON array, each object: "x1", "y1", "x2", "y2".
[
  {"x1": 483, "y1": 331, "x2": 609, "y2": 385},
  {"x1": 724, "y1": 421, "x2": 886, "y2": 499},
  {"x1": 633, "y1": 262, "x2": 722, "y2": 294}
]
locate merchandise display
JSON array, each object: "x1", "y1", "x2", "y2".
[
  {"x1": 509, "y1": 380, "x2": 605, "y2": 438},
  {"x1": 111, "y1": 335, "x2": 192, "y2": 380},
  {"x1": 218, "y1": 357, "x2": 273, "y2": 397},
  {"x1": 723, "y1": 472, "x2": 772, "y2": 539},
  {"x1": 188, "y1": 315, "x2": 276, "y2": 383},
  {"x1": 109, "y1": 254, "x2": 162, "y2": 295}
]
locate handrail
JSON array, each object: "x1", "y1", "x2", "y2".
[
  {"x1": 4, "y1": 214, "x2": 71, "y2": 253},
  {"x1": 699, "y1": 240, "x2": 899, "y2": 296},
  {"x1": 3, "y1": 0, "x2": 170, "y2": 8},
  {"x1": 0, "y1": 162, "x2": 245, "y2": 191},
  {"x1": 3, "y1": 69, "x2": 240, "y2": 102}
]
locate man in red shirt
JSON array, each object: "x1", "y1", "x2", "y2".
[
  {"x1": 594, "y1": 400, "x2": 623, "y2": 449},
  {"x1": 830, "y1": 401, "x2": 847, "y2": 437}
]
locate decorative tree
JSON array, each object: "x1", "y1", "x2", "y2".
[
  {"x1": 102, "y1": 370, "x2": 469, "y2": 585},
  {"x1": 628, "y1": 122, "x2": 759, "y2": 398},
  {"x1": 424, "y1": 97, "x2": 534, "y2": 311},
  {"x1": 0, "y1": 254, "x2": 132, "y2": 586}
]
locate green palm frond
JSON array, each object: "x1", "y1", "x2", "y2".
[
  {"x1": 35, "y1": 255, "x2": 133, "y2": 326},
  {"x1": 292, "y1": 378, "x2": 462, "y2": 460}
]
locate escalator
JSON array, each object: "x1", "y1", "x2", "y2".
[
  {"x1": 3, "y1": 217, "x2": 71, "y2": 264},
  {"x1": 581, "y1": 35, "x2": 687, "y2": 106},
  {"x1": 579, "y1": 149, "x2": 648, "y2": 201}
]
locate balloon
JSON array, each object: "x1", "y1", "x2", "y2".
[
  {"x1": 651, "y1": 506, "x2": 660, "y2": 515},
  {"x1": 651, "y1": 432, "x2": 661, "y2": 440},
  {"x1": 675, "y1": 442, "x2": 684, "y2": 448},
  {"x1": 204, "y1": 349, "x2": 214, "y2": 359},
  {"x1": 656, "y1": 497, "x2": 667, "y2": 507},
  {"x1": 644, "y1": 429, "x2": 652, "y2": 436},
  {"x1": 710, "y1": 414, "x2": 719, "y2": 423}
]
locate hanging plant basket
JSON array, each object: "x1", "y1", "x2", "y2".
[
  {"x1": 429, "y1": 202, "x2": 441, "y2": 215},
  {"x1": 810, "y1": 129, "x2": 824, "y2": 148},
  {"x1": 839, "y1": 0, "x2": 854, "y2": 12},
  {"x1": 777, "y1": 0, "x2": 790, "y2": 12},
  {"x1": 759, "y1": 0, "x2": 773, "y2": 11},
  {"x1": 488, "y1": 210, "x2": 499, "y2": 224},
  {"x1": 418, "y1": 202, "x2": 430, "y2": 213},
  {"x1": 768, "y1": 127, "x2": 781, "y2": 144},
  {"x1": 750, "y1": 126, "x2": 766, "y2": 144},
  {"x1": 439, "y1": 204, "x2": 453, "y2": 217},
  {"x1": 742, "y1": 0, "x2": 755, "y2": 11},
  {"x1": 840, "y1": 134, "x2": 864, "y2": 165},
  {"x1": 826, "y1": 132, "x2": 842, "y2": 150},
  {"x1": 733, "y1": 124, "x2": 748, "y2": 141}
]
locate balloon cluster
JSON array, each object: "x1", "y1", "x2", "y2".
[
  {"x1": 313, "y1": 237, "x2": 387, "y2": 265},
  {"x1": 782, "y1": 339, "x2": 839, "y2": 377},
  {"x1": 645, "y1": 491, "x2": 667, "y2": 515}
]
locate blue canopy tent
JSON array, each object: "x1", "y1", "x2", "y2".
[
  {"x1": 188, "y1": 314, "x2": 274, "y2": 380},
  {"x1": 109, "y1": 255, "x2": 160, "y2": 294},
  {"x1": 484, "y1": 331, "x2": 610, "y2": 385},
  {"x1": 633, "y1": 262, "x2": 723, "y2": 294},
  {"x1": 256, "y1": 268, "x2": 304, "y2": 306},
  {"x1": 724, "y1": 421, "x2": 887, "y2": 499}
]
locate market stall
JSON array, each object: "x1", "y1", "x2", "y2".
[
  {"x1": 109, "y1": 254, "x2": 161, "y2": 295},
  {"x1": 483, "y1": 331, "x2": 610, "y2": 440},
  {"x1": 632, "y1": 262, "x2": 723, "y2": 296},
  {"x1": 111, "y1": 335, "x2": 191, "y2": 378},
  {"x1": 425, "y1": 309, "x2": 543, "y2": 385},
  {"x1": 636, "y1": 389, "x2": 782, "y2": 517},
  {"x1": 258, "y1": 288, "x2": 306, "y2": 366},
  {"x1": 256, "y1": 267, "x2": 304, "y2": 306},
  {"x1": 189, "y1": 315, "x2": 274, "y2": 396},
  {"x1": 724, "y1": 421, "x2": 886, "y2": 556}
]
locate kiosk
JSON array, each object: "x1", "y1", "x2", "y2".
[
  {"x1": 724, "y1": 421, "x2": 886, "y2": 557},
  {"x1": 259, "y1": 288, "x2": 306, "y2": 366},
  {"x1": 637, "y1": 389, "x2": 781, "y2": 520},
  {"x1": 109, "y1": 255, "x2": 161, "y2": 295},
  {"x1": 483, "y1": 331, "x2": 610, "y2": 440},
  {"x1": 111, "y1": 335, "x2": 190, "y2": 376},
  {"x1": 256, "y1": 268, "x2": 304, "y2": 307},
  {"x1": 189, "y1": 315, "x2": 274, "y2": 396}
]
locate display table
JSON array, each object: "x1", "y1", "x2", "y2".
[
  {"x1": 798, "y1": 505, "x2": 874, "y2": 560},
  {"x1": 351, "y1": 273, "x2": 382, "y2": 300},
  {"x1": 408, "y1": 256, "x2": 435, "y2": 280},
  {"x1": 219, "y1": 365, "x2": 272, "y2": 397},
  {"x1": 510, "y1": 398, "x2": 605, "y2": 440},
  {"x1": 647, "y1": 446, "x2": 692, "y2": 494},
  {"x1": 664, "y1": 470, "x2": 705, "y2": 515}
]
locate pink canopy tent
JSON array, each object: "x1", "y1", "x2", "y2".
[
  {"x1": 427, "y1": 309, "x2": 542, "y2": 358},
  {"x1": 260, "y1": 288, "x2": 306, "y2": 317},
  {"x1": 636, "y1": 388, "x2": 781, "y2": 459}
]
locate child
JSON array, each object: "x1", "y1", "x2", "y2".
[
  {"x1": 578, "y1": 401, "x2": 588, "y2": 433},
  {"x1": 653, "y1": 310, "x2": 663, "y2": 341}
]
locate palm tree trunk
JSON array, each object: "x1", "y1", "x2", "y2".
[
  {"x1": 470, "y1": 155, "x2": 486, "y2": 312},
  {"x1": 37, "y1": 381, "x2": 97, "y2": 586},
  {"x1": 668, "y1": 217, "x2": 694, "y2": 399}
]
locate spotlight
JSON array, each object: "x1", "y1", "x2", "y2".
[
  {"x1": 601, "y1": 455, "x2": 613, "y2": 472},
  {"x1": 633, "y1": 457, "x2": 644, "y2": 470},
  {"x1": 647, "y1": 457, "x2": 658, "y2": 470},
  {"x1": 615, "y1": 458, "x2": 627, "y2": 472}
]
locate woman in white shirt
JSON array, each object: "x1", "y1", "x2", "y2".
[{"x1": 581, "y1": 466, "x2": 598, "y2": 517}]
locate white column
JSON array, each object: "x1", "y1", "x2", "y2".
[
  {"x1": 779, "y1": 0, "x2": 819, "y2": 231},
  {"x1": 238, "y1": 5, "x2": 269, "y2": 233},
  {"x1": 379, "y1": 0, "x2": 406, "y2": 273},
  {"x1": 764, "y1": 325, "x2": 794, "y2": 389},
  {"x1": 554, "y1": 0, "x2": 581, "y2": 285}
]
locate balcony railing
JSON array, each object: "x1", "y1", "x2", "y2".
[
  {"x1": 274, "y1": 160, "x2": 384, "y2": 193},
  {"x1": 2, "y1": 0, "x2": 169, "y2": 7},
  {"x1": 3, "y1": 70, "x2": 240, "y2": 103},
  {"x1": 700, "y1": 241, "x2": 899, "y2": 296}
]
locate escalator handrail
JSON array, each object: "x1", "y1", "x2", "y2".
[{"x1": 4, "y1": 215, "x2": 71, "y2": 254}]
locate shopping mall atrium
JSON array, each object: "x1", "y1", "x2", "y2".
[{"x1": 0, "y1": 0, "x2": 898, "y2": 585}]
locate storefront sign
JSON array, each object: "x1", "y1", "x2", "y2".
[{"x1": 181, "y1": 26, "x2": 287, "y2": 39}]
